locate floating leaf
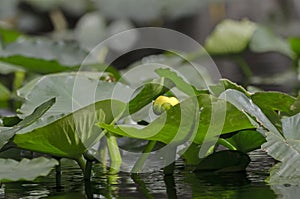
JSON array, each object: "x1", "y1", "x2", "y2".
[
  {"x1": 205, "y1": 19, "x2": 257, "y2": 55},
  {"x1": 0, "y1": 157, "x2": 58, "y2": 182},
  {"x1": 195, "y1": 150, "x2": 250, "y2": 172}
]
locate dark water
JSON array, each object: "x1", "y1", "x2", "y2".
[{"x1": 0, "y1": 150, "x2": 296, "y2": 199}]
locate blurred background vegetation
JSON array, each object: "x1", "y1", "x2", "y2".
[{"x1": 0, "y1": 0, "x2": 300, "y2": 95}]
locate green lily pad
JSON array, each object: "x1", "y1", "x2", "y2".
[
  {"x1": 195, "y1": 150, "x2": 250, "y2": 172},
  {"x1": 0, "y1": 157, "x2": 58, "y2": 182}
]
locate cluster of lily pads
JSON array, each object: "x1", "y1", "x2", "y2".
[{"x1": 0, "y1": 20, "x2": 299, "y2": 186}]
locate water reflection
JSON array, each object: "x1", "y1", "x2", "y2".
[{"x1": 1, "y1": 151, "x2": 288, "y2": 199}]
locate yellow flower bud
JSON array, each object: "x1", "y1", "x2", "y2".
[{"x1": 153, "y1": 96, "x2": 179, "y2": 115}]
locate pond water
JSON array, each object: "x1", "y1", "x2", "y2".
[{"x1": 0, "y1": 150, "x2": 297, "y2": 199}]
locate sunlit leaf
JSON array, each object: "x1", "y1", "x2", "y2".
[
  {"x1": 205, "y1": 19, "x2": 257, "y2": 54},
  {"x1": 14, "y1": 99, "x2": 126, "y2": 159}
]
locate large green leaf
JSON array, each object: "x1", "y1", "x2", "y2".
[
  {"x1": 17, "y1": 72, "x2": 132, "y2": 119},
  {"x1": 14, "y1": 99, "x2": 126, "y2": 159},
  {"x1": 100, "y1": 96, "x2": 199, "y2": 144},
  {"x1": 262, "y1": 113, "x2": 300, "y2": 183},
  {"x1": 0, "y1": 98, "x2": 55, "y2": 150},
  {"x1": 204, "y1": 19, "x2": 257, "y2": 55},
  {"x1": 220, "y1": 89, "x2": 280, "y2": 136},
  {"x1": 100, "y1": 94, "x2": 253, "y2": 145},
  {"x1": 0, "y1": 39, "x2": 88, "y2": 73},
  {"x1": 251, "y1": 92, "x2": 296, "y2": 130},
  {"x1": 195, "y1": 150, "x2": 250, "y2": 172},
  {"x1": 194, "y1": 94, "x2": 254, "y2": 144},
  {"x1": 0, "y1": 157, "x2": 58, "y2": 182},
  {"x1": 226, "y1": 130, "x2": 266, "y2": 153},
  {"x1": 250, "y1": 26, "x2": 294, "y2": 58}
]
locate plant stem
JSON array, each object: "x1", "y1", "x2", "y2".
[
  {"x1": 234, "y1": 56, "x2": 253, "y2": 86},
  {"x1": 76, "y1": 156, "x2": 86, "y2": 172},
  {"x1": 106, "y1": 133, "x2": 122, "y2": 174},
  {"x1": 54, "y1": 158, "x2": 62, "y2": 190},
  {"x1": 132, "y1": 140, "x2": 157, "y2": 173}
]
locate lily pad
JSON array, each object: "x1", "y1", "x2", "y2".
[
  {"x1": 0, "y1": 157, "x2": 58, "y2": 182},
  {"x1": 0, "y1": 39, "x2": 88, "y2": 73},
  {"x1": 195, "y1": 150, "x2": 250, "y2": 172}
]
